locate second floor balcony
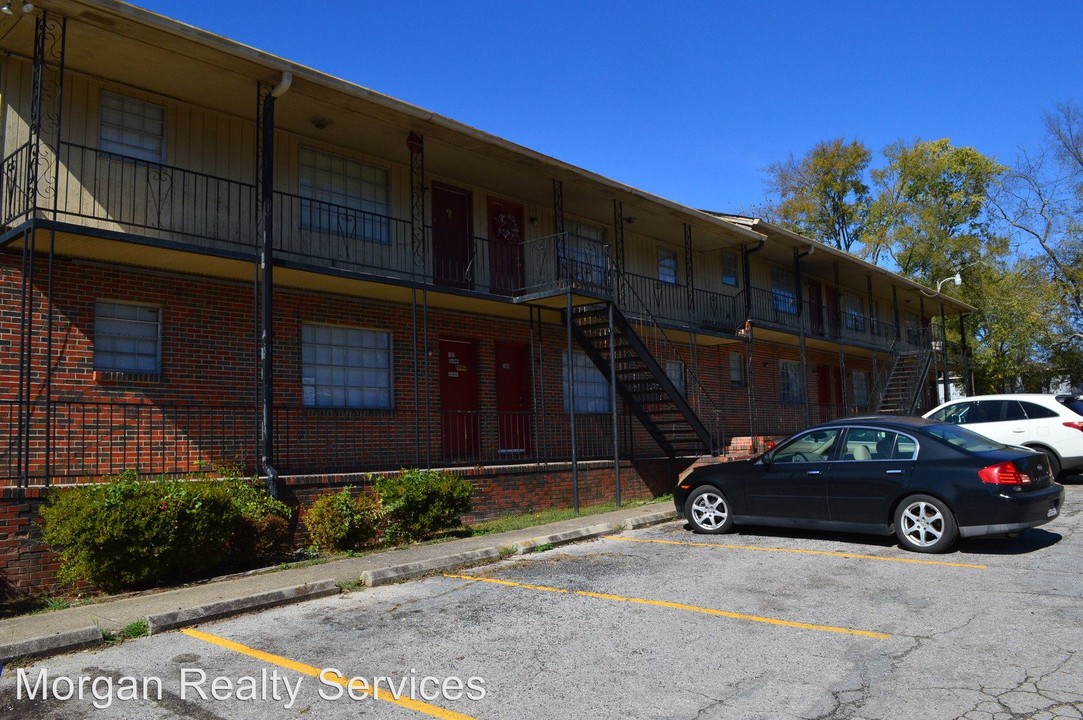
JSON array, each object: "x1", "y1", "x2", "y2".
[{"x1": 0, "y1": 141, "x2": 928, "y2": 355}]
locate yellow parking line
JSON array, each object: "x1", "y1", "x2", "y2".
[
  {"x1": 180, "y1": 628, "x2": 479, "y2": 720},
  {"x1": 615, "y1": 536, "x2": 987, "y2": 570},
  {"x1": 443, "y1": 574, "x2": 889, "y2": 639}
]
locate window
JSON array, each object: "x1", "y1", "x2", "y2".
[
  {"x1": 99, "y1": 91, "x2": 165, "y2": 164},
  {"x1": 840, "y1": 428, "x2": 917, "y2": 461},
  {"x1": 729, "y1": 352, "x2": 745, "y2": 386},
  {"x1": 844, "y1": 294, "x2": 866, "y2": 332},
  {"x1": 852, "y1": 370, "x2": 869, "y2": 408},
  {"x1": 563, "y1": 351, "x2": 610, "y2": 413},
  {"x1": 657, "y1": 247, "x2": 678, "y2": 285},
  {"x1": 1021, "y1": 401, "x2": 1059, "y2": 419},
  {"x1": 770, "y1": 428, "x2": 841, "y2": 463},
  {"x1": 94, "y1": 301, "x2": 161, "y2": 374},
  {"x1": 301, "y1": 324, "x2": 392, "y2": 409},
  {"x1": 665, "y1": 359, "x2": 685, "y2": 396},
  {"x1": 721, "y1": 251, "x2": 739, "y2": 287},
  {"x1": 771, "y1": 268, "x2": 798, "y2": 315},
  {"x1": 299, "y1": 147, "x2": 390, "y2": 243},
  {"x1": 561, "y1": 221, "x2": 609, "y2": 286},
  {"x1": 780, "y1": 360, "x2": 804, "y2": 404}
]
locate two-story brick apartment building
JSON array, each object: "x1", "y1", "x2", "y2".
[{"x1": 0, "y1": 1, "x2": 971, "y2": 593}]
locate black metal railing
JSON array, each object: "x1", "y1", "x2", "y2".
[
  {"x1": 0, "y1": 400, "x2": 639, "y2": 483},
  {"x1": 50, "y1": 142, "x2": 258, "y2": 254}
]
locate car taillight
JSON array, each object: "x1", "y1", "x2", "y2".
[
  {"x1": 978, "y1": 461, "x2": 1031, "y2": 485},
  {"x1": 1063, "y1": 421, "x2": 1083, "y2": 433}
]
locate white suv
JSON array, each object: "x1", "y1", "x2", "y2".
[{"x1": 924, "y1": 394, "x2": 1083, "y2": 478}]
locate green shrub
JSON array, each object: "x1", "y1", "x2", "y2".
[
  {"x1": 375, "y1": 469, "x2": 473, "y2": 543},
  {"x1": 302, "y1": 489, "x2": 383, "y2": 552},
  {"x1": 39, "y1": 473, "x2": 294, "y2": 591},
  {"x1": 227, "y1": 481, "x2": 293, "y2": 567}
]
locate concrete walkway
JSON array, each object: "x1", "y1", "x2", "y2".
[{"x1": 0, "y1": 502, "x2": 678, "y2": 663}]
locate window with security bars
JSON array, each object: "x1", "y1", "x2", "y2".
[
  {"x1": 780, "y1": 360, "x2": 805, "y2": 404},
  {"x1": 99, "y1": 91, "x2": 165, "y2": 164},
  {"x1": 94, "y1": 301, "x2": 161, "y2": 374},
  {"x1": 299, "y1": 147, "x2": 390, "y2": 244},
  {"x1": 301, "y1": 324, "x2": 392, "y2": 409},
  {"x1": 563, "y1": 351, "x2": 611, "y2": 413}
]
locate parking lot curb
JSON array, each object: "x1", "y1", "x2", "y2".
[
  {"x1": 512, "y1": 522, "x2": 619, "y2": 554},
  {"x1": 360, "y1": 547, "x2": 502, "y2": 587},
  {"x1": 145, "y1": 579, "x2": 340, "y2": 635},
  {"x1": 621, "y1": 509, "x2": 677, "y2": 530},
  {"x1": 0, "y1": 625, "x2": 103, "y2": 663}
]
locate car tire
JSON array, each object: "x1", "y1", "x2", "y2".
[
  {"x1": 685, "y1": 485, "x2": 734, "y2": 534},
  {"x1": 894, "y1": 494, "x2": 957, "y2": 553}
]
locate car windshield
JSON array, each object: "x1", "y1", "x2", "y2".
[{"x1": 923, "y1": 423, "x2": 1007, "y2": 453}]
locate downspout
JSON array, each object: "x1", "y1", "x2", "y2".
[
  {"x1": 742, "y1": 238, "x2": 765, "y2": 322},
  {"x1": 261, "y1": 71, "x2": 291, "y2": 497},
  {"x1": 795, "y1": 244, "x2": 814, "y2": 425}
]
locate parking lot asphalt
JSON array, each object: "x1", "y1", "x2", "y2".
[{"x1": 2, "y1": 482, "x2": 1081, "y2": 720}]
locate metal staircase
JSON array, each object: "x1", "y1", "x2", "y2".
[{"x1": 876, "y1": 349, "x2": 933, "y2": 415}]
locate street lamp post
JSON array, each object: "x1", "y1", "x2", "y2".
[{"x1": 934, "y1": 273, "x2": 962, "y2": 403}]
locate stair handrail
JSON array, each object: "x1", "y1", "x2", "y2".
[
  {"x1": 605, "y1": 261, "x2": 727, "y2": 453},
  {"x1": 872, "y1": 334, "x2": 900, "y2": 412}
]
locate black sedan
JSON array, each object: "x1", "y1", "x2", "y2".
[{"x1": 674, "y1": 417, "x2": 1064, "y2": 553}]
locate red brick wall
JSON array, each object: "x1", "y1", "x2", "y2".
[{"x1": 0, "y1": 487, "x2": 62, "y2": 599}]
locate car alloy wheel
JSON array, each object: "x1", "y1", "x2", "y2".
[
  {"x1": 895, "y1": 494, "x2": 957, "y2": 553},
  {"x1": 685, "y1": 486, "x2": 733, "y2": 534}
]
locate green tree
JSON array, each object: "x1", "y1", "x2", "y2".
[
  {"x1": 865, "y1": 138, "x2": 1007, "y2": 283},
  {"x1": 764, "y1": 138, "x2": 871, "y2": 252}
]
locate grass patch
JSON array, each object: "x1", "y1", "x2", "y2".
[
  {"x1": 468, "y1": 496, "x2": 667, "y2": 536},
  {"x1": 103, "y1": 619, "x2": 148, "y2": 644},
  {"x1": 336, "y1": 579, "x2": 364, "y2": 592},
  {"x1": 531, "y1": 543, "x2": 554, "y2": 553}
]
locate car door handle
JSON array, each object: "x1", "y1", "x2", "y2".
[
  {"x1": 1011, "y1": 428, "x2": 1026, "y2": 433},
  {"x1": 805, "y1": 470, "x2": 822, "y2": 476},
  {"x1": 885, "y1": 469, "x2": 904, "y2": 475}
]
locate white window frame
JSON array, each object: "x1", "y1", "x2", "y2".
[
  {"x1": 657, "y1": 247, "x2": 679, "y2": 285},
  {"x1": 99, "y1": 91, "x2": 165, "y2": 164},
  {"x1": 563, "y1": 350, "x2": 611, "y2": 413},
  {"x1": 301, "y1": 323, "x2": 393, "y2": 409},
  {"x1": 299, "y1": 146, "x2": 391, "y2": 244},
  {"x1": 780, "y1": 359, "x2": 805, "y2": 404},
  {"x1": 94, "y1": 300, "x2": 162, "y2": 374}
]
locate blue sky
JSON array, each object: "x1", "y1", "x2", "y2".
[{"x1": 137, "y1": 1, "x2": 1081, "y2": 215}]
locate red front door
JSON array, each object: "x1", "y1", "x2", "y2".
[
  {"x1": 432, "y1": 183, "x2": 473, "y2": 289},
  {"x1": 487, "y1": 198, "x2": 525, "y2": 296},
  {"x1": 495, "y1": 342, "x2": 531, "y2": 455},
  {"x1": 440, "y1": 339, "x2": 479, "y2": 460}
]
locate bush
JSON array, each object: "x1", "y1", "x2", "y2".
[
  {"x1": 227, "y1": 481, "x2": 293, "y2": 567},
  {"x1": 302, "y1": 489, "x2": 383, "y2": 552},
  {"x1": 375, "y1": 469, "x2": 473, "y2": 543},
  {"x1": 39, "y1": 472, "x2": 293, "y2": 591}
]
